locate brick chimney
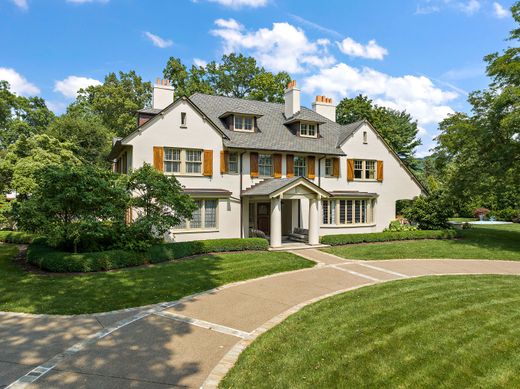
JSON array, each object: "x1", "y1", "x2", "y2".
[
  {"x1": 153, "y1": 78, "x2": 175, "y2": 110},
  {"x1": 312, "y1": 95, "x2": 336, "y2": 122},
  {"x1": 284, "y1": 80, "x2": 300, "y2": 119}
]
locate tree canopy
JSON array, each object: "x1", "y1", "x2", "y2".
[
  {"x1": 336, "y1": 95, "x2": 422, "y2": 168},
  {"x1": 428, "y1": 2, "x2": 520, "y2": 214},
  {"x1": 163, "y1": 53, "x2": 291, "y2": 102}
]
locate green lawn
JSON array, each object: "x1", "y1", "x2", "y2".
[
  {"x1": 0, "y1": 244, "x2": 313, "y2": 315},
  {"x1": 324, "y1": 224, "x2": 520, "y2": 260},
  {"x1": 221, "y1": 275, "x2": 520, "y2": 388}
]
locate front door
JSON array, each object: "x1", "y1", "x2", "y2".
[{"x1": 257, "y1": 202, "x2": 270, "y2": 236}]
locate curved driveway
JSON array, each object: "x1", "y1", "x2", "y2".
[{"x1": 3, "y1": 249, "x2": 520, "y2": 389}]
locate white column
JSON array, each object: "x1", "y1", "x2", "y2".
[
  {"x1": 308, "y1": 197, "x2": 320, "y2": 245},
  {"x1": 242, "y1": 197, "x2": 249, "y2": 238},
  {"x1": 270, "y1": 196, "x2": 282, "y2": 247}
]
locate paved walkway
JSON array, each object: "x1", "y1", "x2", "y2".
[{"x1": 3, "y1": 250, "x2": 520, "y2": 388}]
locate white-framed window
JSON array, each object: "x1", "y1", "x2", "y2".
[
  {"x1": 325, "y1": 158, "x2": 333, "y2": 177},
  {"x1": 164, "y1": 148, "x2": 202, "y2": 175},
  {"x1": 300, "y1": 122, "x2": 317, "y2": 137},
  {"x1": 181, "y1": 112, "x2": 187, "y2": 127},
  {"x1": 354, "y1": 160, "x2": 376, "y2": 180},
  {"x1": 164, "y1": 148, "x2": 181, "y2": 173},
  {"x1": 234, "y1": 115, "x2": 254, "y2": 132},
  {"x1": 322, "y1": 199, "x2": 371, "y2": 225},
  {"x1": 174, "y1": 199, "x2": 218, "y2": 230},
  {"x1": 228, "y1": 152, "x2": 239, "y2": 173},
  {"x1": 294, "y1": 156, "x2": 307, "y2": 177},
  {"x1": 259, "y1": 154, "x2": 273, "y2": 177}
]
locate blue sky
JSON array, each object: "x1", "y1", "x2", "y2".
[{"x1": 0, "y1": 0, "x2": 516, "y2": 156}]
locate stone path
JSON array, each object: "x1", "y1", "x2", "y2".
[{"x1": 3, "y1": 251, "x2": 520, "y2": 389}]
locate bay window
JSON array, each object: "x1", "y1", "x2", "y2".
[
  {"x1": 174, "y1": 199, "x2": 218, "y2": 230},
  {"x1": 322, "y1": 199, "x2": 373, "y2": 225}
]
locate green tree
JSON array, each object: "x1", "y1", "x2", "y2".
[
  {"x1": 46, "y1": 105, "x2": 113, "y2": 166},
  {"x1": 429, "y1": 2, "x2": 520, "y2": 213},
  {"x1": 0, "y1": 81, "x2": 55, "y2": 148},
  {"x1": 163, "y1": 54, "x2": 291, "y2": 102},
  {"x1": 336, "y1": 95, "x2": 421, "y2": 167},
  {"x1": 126, "y1": 164, "x2": 197, "y2": 244},
  {"x1": 17, "y1": 164, "x2": 128, "y2": 252},
  {"x1": 0, "y1": 134, "x2": 80, "y2": 196},
  {"x1": 74, "y1": 71, "x2": 152, "y2": 138}
]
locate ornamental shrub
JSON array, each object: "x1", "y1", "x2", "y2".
[
  {"x1": 403, "y1": 192, "x2": 452, "y2": 230},
  {"x1": 321, "y1": 229, "x2": 457, "y2": 246},
  {"x1": 473, "y1": 207, "x2": 490, "y2": 219}
]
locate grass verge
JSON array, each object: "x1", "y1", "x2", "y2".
[
  {"x1": 221, "y1": 275, "x2": 520, "y2": 388},
  {"x1": 0, "y1": 244, "x2": 313, "y2": 315},
  {"x1": 323, "y1": 224, "x2": 520, "y2": 260}
]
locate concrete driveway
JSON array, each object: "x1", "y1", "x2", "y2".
[{"x1": 3, "y1": 250, "x2": 520, "y2": 389}]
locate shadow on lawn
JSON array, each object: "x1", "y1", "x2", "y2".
[
  {"x1": 0, "y1": 248, "x2": 232, "y2": 387},
  {"x1": 457, "y1": 226, "x2": 520, "y2": 254}
]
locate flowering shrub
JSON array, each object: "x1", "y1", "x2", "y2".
[{"x1": 473, "y1": 207, "x2": 490, "y2": 219}]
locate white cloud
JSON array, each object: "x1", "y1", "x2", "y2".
[
  {"x1": 193, "y1": 58, "x2": 208, "y2": 68},
  {"x1": 289, "y1": 14, "x2": 342, "y2": 38},
  {"x1": 493, "y1": 2, "x2": 510, "y2": 18},
  {"x1": 459, "y1": 0, "x2": 480, "y2": 14},
  {"x1": 336, "y1": 37, "x2": 388, "y2": 60},
  {"x1": 211, "y1": 19, "x2": 336, "y2": 73},
  {"x1": 0, "y1": 68, "x2": 39, "y2": 95},
  {"x1": 11, "y1": 0, "x2": 28, "y2": 10},
  {"x1": 202, "y1": 0, "x2": 268, "y2": 8},
  {"x1": 53, "y1": 75, "x2": 101, "y2": 98},
  {"x1": 302, "y1": 63, "x2": 457, "y2": 127},
  {"x1": 144, "y1": 31, "x2": 173, "y2": 48}
]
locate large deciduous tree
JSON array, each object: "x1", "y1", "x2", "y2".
[
  {"x1": 0, "y1": 81, "x2": 55, "y2": 149},
  {"x1": 430, "y1": 2, "x2": 520, "y2": 213},
  {"x1": 74, "y1": 71, "x2": 152, "y2": 138},
  {"x1": 336, "y1": 95, "x2": 422, "y2": 168},
  {"x1": 163, "y1": 54, "x2": 291, "y2": 102}
]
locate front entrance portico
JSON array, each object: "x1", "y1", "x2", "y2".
[{"x1": 241, "y1": 177, "x2": 331, "y2": 248}]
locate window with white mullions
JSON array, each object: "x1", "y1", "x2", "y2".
[
  {"x1": 325, "y1": 158, "x2": 333, "y2": 177},
  {"x1": 186, "y1": 150, "x2": 202, "y2": 174},
  {"x1": 300, "y1": 122, "x2": 317, "y2": 137},
  {"x1": 354, "y1": 160, "x2": 376, "y2": 180},
  {"x1": 164, "y1": 148, "x2": 181, "y2": 173},
  {"x1": 258, "y1": 154, "x2": 273, "y2": 176},
  {"x1": 174, "y1": 199, "x2": 218, "y2": 230},
  {"x1": 294, "y1": 156, "x2": 307, "y2": 177},
  {"x1": 322, "y1": 199, "x2": 371, "y2": 225},
  {"x1": 234, "y1": 115, "x2": 254, "y2": 131},
  {"x1": 228, "y1": 152, "x2": 238, "y2": 173}
]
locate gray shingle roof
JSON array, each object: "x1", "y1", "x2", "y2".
[
  {"x1": 189, "y1": 93, "x2": 346, "y2": 155},
  {"x1": 284, "y1": 109, "x2": 326, "y2": 125},
  {"x1": 137, "y1": 108, "x2": 162, "y2": 114},
  {"x1": 336, "y1": 120, "x2": 364, "y2": 147},
  {"x1": 242, "y1": 177, "x2": 301, "y2": 196}
]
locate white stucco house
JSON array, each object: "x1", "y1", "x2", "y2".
[{"x1": 109, "y1": 79, "x2": 425, "y2": 247}]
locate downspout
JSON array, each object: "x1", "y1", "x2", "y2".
[
  {"x1": 239, "y1": 151, "x2": 246, "y2": 238},
  {"x1": 318, "y1": 154, "x2": 326, "y2": 187}
]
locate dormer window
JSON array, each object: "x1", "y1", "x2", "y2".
[
  {"x1": 300, "y1": 123, "x2": 317, "y2": 138},
  {"x1": 234, "y1": 115, "x2": 254, "y2": 132}
]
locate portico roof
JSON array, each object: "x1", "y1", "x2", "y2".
[{"x1": 241, "y1": 177, "x2": 331, "y2": 198}]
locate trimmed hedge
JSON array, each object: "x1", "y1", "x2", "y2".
[
  {"x1": 0, "y1": 231, "x2": 34, "y2": 244},
  {"x1": 320, "y1": 229, "x2": 457, "y2": 246},
  {"x1": 27, "y1": 237, "x2": 269, "y2": 273}
]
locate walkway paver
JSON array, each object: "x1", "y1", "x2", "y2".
[{"x1": 3, "y1": 250, "x2": 520, "y2": 389}]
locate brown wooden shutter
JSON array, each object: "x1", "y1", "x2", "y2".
[
  {"x1": 153, "y1": 146, "x2": 164, "y2": 172},
  {"x1": 377, "y1": 160, "x2": 384, "y2": 182},
  {"x1": 286, "y1": 154, "x2": 294, "y2": 178},
  {"x1": 220, "y1": 151, "x2": 228, "y2": 174},
  {"x1": 332, "y1": 157, "x2": 340, "y2": 178},
  {"x1": 307, "y1": 156, "x2": 316, "y2": 179},
  {"x1": 347, "y1": 159, "x2": 354, "y2": 181},
  {"x1": 203, "y1": 150, "x2": 213, "y2": 176},
  {"x1": 250, "y1": 152, "x2": 259, "y2": 178},
  {"x1": 273, "y1": 154, "x2": 282, "y2": 178}
]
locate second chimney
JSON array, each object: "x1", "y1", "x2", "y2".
[
  {"x1": 153, "y1": 78, "x2": 175, "y2": 110},
  {"x1": 284, "y1": 80, "x2": 300, "y2": 118},
  {"x1": 312, "y1": 95, "x2": 336, "y2": 122}
]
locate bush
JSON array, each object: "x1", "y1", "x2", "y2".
[
  {"x1": 473, "y1": 207, "x2": 490, "y2": 219},
  {"x1": 27, "y1": 237, "x2": 269, "y2": 272},
  {"x1": 403, "y1": 192, "x2": 452, "y2": 230},
  {"x1": 320, "y1": 230, "x2": 457, "y2": 246},
  {"x1": 491, "y1": 208, "x2": 519, "y2": 222},
  {"x1": 384, "y1": 220, "x2": 418, "y2": 232},
  {"x1": 0, "y1": 230, "x2": 34, "y2": 244}
]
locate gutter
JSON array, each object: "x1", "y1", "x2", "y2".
[{"x1": 239, "y1": 151, "x2": 246, "y2": 238}]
